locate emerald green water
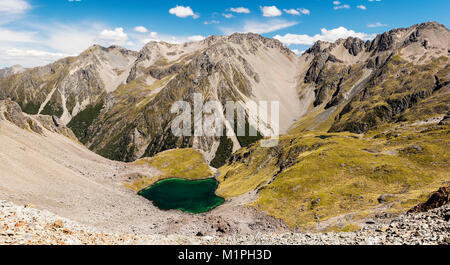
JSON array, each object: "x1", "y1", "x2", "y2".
[{"x1": 138, "y1": 178, "x2": 225, "y2": 214}]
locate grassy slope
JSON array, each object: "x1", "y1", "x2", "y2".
[
  {"x1": 125, "y1": 148, "x2": 214, "y2": 192},
  {"x1": 218, "y1": 117, "x2": 449, "y2": 231},
  {"x1": 330, "y1": 56, "x2": 450, "y2": 133}
]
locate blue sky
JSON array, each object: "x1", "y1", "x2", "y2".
[{"x1": 0, "y1": 0, "x2": 449, "y2": 67}]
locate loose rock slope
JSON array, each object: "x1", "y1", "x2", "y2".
[{"x1": 1, "y1": 200, "x2": 448, "y2": 245}]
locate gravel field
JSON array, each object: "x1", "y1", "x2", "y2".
[{"x1": 1, "y1": 200, "x2": 448, "y2": 245}]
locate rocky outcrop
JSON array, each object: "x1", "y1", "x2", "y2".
[
  {"x1": 369, "y1": 32, "x2": 395, "y2": 52},
  {"x1": 0, "y1": 99, "x2": 76, "y2": 139},
  {"x1": 439, "y1": 113, "x2": 450, "y2": 125},
  {"x1": 408, "y1": 187, "x2": 450, "y2": 213},
  {"x1": 343, "y1": 37, "x2": 369, "y2": 56},
  {"x1": 0, "y1": 99, "x2": 43, "y2": 134}
]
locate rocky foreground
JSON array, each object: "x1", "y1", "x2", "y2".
[
  {"x1": 0, "y1": 200, "x2": 146, "y2": 245},
  {"x1": 1, "y1": 199, "x2": 448, "y2": 245}
]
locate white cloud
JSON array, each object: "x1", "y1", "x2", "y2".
[
  {"x1": 0, "y1": 27, "x2": 37, "y2": 43},
  {"x1": 221, "y1": 20, "x2": 298, "y2": 35},
  {"x1": 223, "y1": 13, "x2": 234, "y2": 19},
  {"x1": 368, "y1": 22, "x2": 388, "y2": 28},
  {"x1": 291, "y1": 49, "x2": 305, "y2": 56},
  {"x1": 0, "y1": 22, "x2": 139, "y2": 67},
  {"x1": 33, "y1": 23, "x2": 131, "y2": 55},
  {"x1": 141, "y1": 32, "x2": 160, "y2": 43},
  {"x1": 140, "y1": 32, "x2": 205, "y2": 45},
  {"x1": 169, "y1": 5, "x2": 199, "y2": 19},
  {"x1": 274, "y1": 27, "x2": 376, "y2": 45},
  {"x1": 334, "y1": 4, "x2": 350, "y2": 10},
  {"x1": 187, "y1": 35, "x2": 205, "y2": 42},
  {"x1": 43, "y1": 24, "x2": 98, "y2": 55},
  {"x1": 134, "y1": 26, "x2": 148, "y2": 33},
  {"x1": 284, "y1": 8, "x2": 310, "y2": 16},
  {"x1": 228, "y1": 7, "x2": 250, "y2": 14},
  {"x1": 0, "y1": 0, "x2": 31, "y2": 14},
  {"x1": 298, "y1": 8, "x2": 310, "y2": 15},
  {"x1": 333, "y1": 1, "x2": 341, "y2": 5},
  {"x1": 98, "y1": 27, "x2": 128, "y2": 46},
  {"x1": 357, "y1": 5, "x2": 367, "y2": 10},
  {"x1": 283, "y1": 9, "x2": 301, "y2": 16},
  {"x1": 0, "y1": 0, "x2": 31, "y2": 24},
  {"x1": 0, "y1": 47, "x2": 71, "y2": 67},
  {"x1": 260, "y1": 6, "x2": 282, "y2": 17},
  {"x1": 5, "y1": 48, "x2": 69, "y2": 58}
]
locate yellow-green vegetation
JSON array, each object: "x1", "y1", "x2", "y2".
[
  {"x1": 67, "y1": 99, "x2": 104, "y2": 143},
  {"x1": 217, "y1": 145, "x2": 280, "y2": 198},
  {"x1": 289, "y1": 107, "x2": 341, "y2": 134},
  {"x1": 217, "y1": 120, "x2": 450, "y2": 230},
  {"x1": 114, "y1": 75, "x2": 174, "y2": 111},
  {"x1": 330, "y1": 55, "x2": 450, "y2": 133},
  {"x1": 125, "y1": 148, "x2": 214, "y2": 192},
  {"x1": 325, "y1": 223, "x2": 362, "y2": 233}
]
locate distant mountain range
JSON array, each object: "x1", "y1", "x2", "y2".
[{"x1": 1, "y1": 22, "x2": 448, "y2": 165}]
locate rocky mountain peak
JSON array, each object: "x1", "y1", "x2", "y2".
[
  {"x1": 0, "y1": 64, "x2": 26, "y2": 78},
  {"x1": 303, "y1": 22, "x2": 450, "y2": 68},
  {"x1": 227, "y1": 32, "x2": 294, "y2": 55},
  {"x1": 369, "y1": 21, "x2": 450, "y2": 53},
  {"x1": 79, "y1": 44, "x2": 138, "y2": 60},
  {"x1": 127, "y1": 32, "x2": 295, "y2": 83}
]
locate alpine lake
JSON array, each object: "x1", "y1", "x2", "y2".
[{"x1": 138, "y1": 178, "x2": 225, "y2": 214}]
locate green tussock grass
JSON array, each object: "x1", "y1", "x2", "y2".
[
  {"x1": 126, "y1": 148, "x2": 214, "y2": 192},
  {"x1": 218, "y1": 120, "x2": 450, "y2": 230},
  {"x1": 67, "y1": 101, "x2": 104, "y2": 144}
]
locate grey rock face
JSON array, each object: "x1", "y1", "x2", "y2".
[
  {"x1": 343, "y1": 37, "x2": 366, "y2": 56},
  {"x1": 0, "y1": 99, "x2": 76, "y2": 138},
  {"x1": 0, "y1": 46, "x2": 138, "y2": 124},
  {"x1": 0, "y1": 65, "x2": 26, "y2": 78}
]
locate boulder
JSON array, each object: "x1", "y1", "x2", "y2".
[{"x1": 408, "y1": 186, "x2": 450, "y2": 213}]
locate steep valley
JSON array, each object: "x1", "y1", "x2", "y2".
[{"x1": 0, "y1": 99, "x2": 286, "y2": 236}]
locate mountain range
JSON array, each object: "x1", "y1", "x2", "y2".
[{"x1": 0, "y1": 21, "x2": 449, "y2": 233}]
